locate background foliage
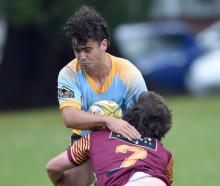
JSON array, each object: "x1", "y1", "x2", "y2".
[
  {"x1": 1, "y1": 0, "x2": 152, "y2": 28},
  {"x1": 0, "y1": 0, "x2": 152, "y2": 110}
]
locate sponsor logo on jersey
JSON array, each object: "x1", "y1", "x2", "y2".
[
  {"x1": 110, "y1": 132, "x2": 157, "y2": 150},
  {"x1": 58, "y1": 86, "x2": 75, "y2": 98}
]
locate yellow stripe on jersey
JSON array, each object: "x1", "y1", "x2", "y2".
[
  {"x1": 66, "y1": 58, "x2": 81, "y2": 71},
  {"x1": 70, "y1": 134, "x2": 90, "y2": 165},
  {"x1": 83, "y1": 54, "x2": 116, "y2": 93},
  {"x1": 72, "y1": 129, "x2": 82, "y2": 135},
  {"x1": 165, "y1": 156, "x2": 174, "y2": 183},
  {"x1": 59, "y1": 100, "x2": 81, "y2": 110}
]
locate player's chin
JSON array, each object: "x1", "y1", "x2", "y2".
[{"x1": 82, "y1": 64, "x2": 94, "y2": 71}]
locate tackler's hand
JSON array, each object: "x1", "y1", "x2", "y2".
[{"x1": 104, "y1": 116, "x2": 141, "y2": 140}]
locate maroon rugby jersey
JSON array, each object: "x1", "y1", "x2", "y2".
[{"x1": 67, "y1": 130, "x2": 173, "y2": 186}]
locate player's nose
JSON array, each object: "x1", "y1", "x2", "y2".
[{"x1": 79, "y1": 51, "x2": 87, "y2": 61}]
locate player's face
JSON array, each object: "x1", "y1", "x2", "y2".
[{"x1": 73, "y1": 39, "x2": 108, "y2": 72}]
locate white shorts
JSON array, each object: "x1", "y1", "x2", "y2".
[
  {"x1": 128, "y1": 172, "x2": 151, "y2": 182},
  {"x1": 124, "y1": 172, "x2": 166, "y2": 186}
]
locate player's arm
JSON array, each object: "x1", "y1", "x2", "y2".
[
  {"x1": 62, "y1": 106, "x2": 105, "y2": 129},
  {"x1": 58, "y1": 66, "x2": 109, "y2": 131},
  {"x1": 46, "y1": 151, "x2": 74, "y2": 185},
  {"x1": 58, "y1": 66, "x2": 100, "y2": 129},
  {"x1": 62, "y1": 106, "x2": 140, "y2": 139},
  {"x1": 46, "y1": 134, "x2": 90, "y2": 185}
]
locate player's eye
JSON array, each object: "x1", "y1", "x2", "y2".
[{"x1": 84, "y1": 48, "x2": 91, "y2": 53}]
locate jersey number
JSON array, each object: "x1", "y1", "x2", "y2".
[{"x1": 116, "y1": 144, "x2": 147, "y2": 168}]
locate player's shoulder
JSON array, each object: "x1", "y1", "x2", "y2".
[
  {"x1": 109, "y1": 53, "x2": 143, "y2": 82},
  {"x1": 58, "y1": 59, "x2": 81, "y2": 78},
  {"x1": 61, "y1": 58, "x2": 80, "y2": 73},
  {"x1": 166, "y1": 148, "x2": 173, "y2": 160},
  {"x1": 158, "y1": 141, "x2": 173, "y2": 161},
  {"x1": 109, "y1": 54, "x2": 138, "y2": 71}
]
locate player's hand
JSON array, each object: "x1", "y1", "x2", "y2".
[{"x1": 104, "y1": 116, "x2": 141, "y2": 139}]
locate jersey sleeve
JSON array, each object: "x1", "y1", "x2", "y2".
[
  {"x1": 57, "y1": 66, "x2": 82, "y2": 110},
  {"x1": 165, "y1": 155, "x2": 174, "y2": 184},
  {"x1": 67, "y1": 134, "x2": 90, "y2": 166},
  {"x1": 124, "y1": 62, "x2": 147, "y2": 109}
]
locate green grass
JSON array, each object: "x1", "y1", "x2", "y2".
[
  {"x1": 0, "y1": 108, "x2": 70, "y2": 186},
  {"x1": 0, "y1": 95, "x2": 220, "y2": 186},
  {"x1": 164, "y1": 95, "x2": 220, "y2": 186}
]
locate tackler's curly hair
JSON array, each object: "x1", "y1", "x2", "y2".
[
  {"x1": 64, "y1": 5, "x2": 110, "y2": 47},
  {"x1": 123, "y1": 91, "x2": 172, "y2": 140}
]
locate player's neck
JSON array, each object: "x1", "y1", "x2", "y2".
[
  {"x1": 87, "y1": 53, "x2": 112, "y2": 88},
  {"x1": 89, "y1": 53, "x2": 111, "y2": 80}
]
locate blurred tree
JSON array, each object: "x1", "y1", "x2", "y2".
[{"x1": 0, "y1": 0, "x2": 152, "y2": 110}]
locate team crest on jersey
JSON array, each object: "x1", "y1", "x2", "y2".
[{"x1": 58, "y1": 86, "x2": 74, "y2": 98}]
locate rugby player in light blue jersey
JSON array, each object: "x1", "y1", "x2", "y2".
[{"x1": 51, "y1": 5, "x2": 147, "y2": 186}]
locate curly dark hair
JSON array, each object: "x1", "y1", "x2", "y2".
[
  {"x1": 123, "y1": 91, "x2": 172, "y2": 140},
  {"x1": 64, "y1": 5, "x2": 110, "y2": 48}
]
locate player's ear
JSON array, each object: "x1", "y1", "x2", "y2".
[
  {"x1": 100, "y1": 39, "x2": 108, "y2": 51},
  {"x1": 138, "y1": 91, "x2": 149, "y2": 104}
]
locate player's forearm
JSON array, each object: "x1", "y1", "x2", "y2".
[
  {"x1": 47, "y1": 168, "x2": 63, "y2": 185},
  {"x1": 62, "y1": 107, "x2": 106, "y2": 129},
  {"x1": 47, "y1": 151, "x2": 74, "y2": 185}
]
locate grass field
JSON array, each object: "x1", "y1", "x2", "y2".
[{"x1": 0, "y1": 95, "x2": 220, "y2": 186}]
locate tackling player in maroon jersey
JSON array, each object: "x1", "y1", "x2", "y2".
[{"x1": 46, "y1": 91, "x2": 174, "y2": 186}]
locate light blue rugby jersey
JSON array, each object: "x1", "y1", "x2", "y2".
[{"x1": 58, "y1": 54, "x2": 147, "y2": 136}]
